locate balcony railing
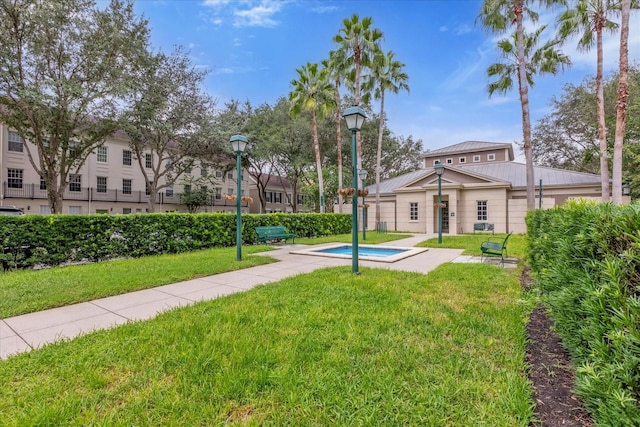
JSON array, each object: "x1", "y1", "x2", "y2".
[{"x1": 2, "y1": 182, "x2": 248, "y2": 207}]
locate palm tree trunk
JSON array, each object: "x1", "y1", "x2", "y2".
[
  {"x1": 375, "y1": 88, "x2": 385, "y2": 227},
  {"x1": 515, "y1": 4, "x2": 535, "y2": 211},
  {"x1": 596, "y1": 29, "x2": 610, "y2": 202},
  {"x1": 311, "y1": 109, "x2": 325, "y2": 213},
  {"x1": 612, "y1": 0, "x2": 630, "y2": 204},
  {"x1": 335, "y1": 80, "x2": 343, "y2": 213}
]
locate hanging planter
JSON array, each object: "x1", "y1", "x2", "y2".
[
  {"x1": 358, "y1": 189, "x2": 369, "y2": 197},
  {"x1": 338, "y1": 187, "x2": 356, "y2": 197},
  {"x1": 223, "y1": 194, "x2": 237, "y2": 201},
  {"x1": 241, "y1": 196, "x2": 253, "y2": 203}
]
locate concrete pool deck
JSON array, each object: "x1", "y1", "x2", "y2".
[{"x1": 1, "y1": 234, "x2": 509, "y2": 360}]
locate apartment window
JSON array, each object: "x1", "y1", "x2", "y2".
[
  {"x1": 145, "y1": 182, "x2": 151, "y2": 195},
  {"x1": 214, "y1": 187, "x2": 222, "y2": 200},
  {"x1": 274, "y1": 192, "x2": 282, "y2": 203},
  {"x1": 459, "y1": 157, "x2": 466, "y2": 164},
  {"x1": 477, "y1": 201, "x2": 488, "y2": 221},
  {"x1": 488, "y1": 154, "x2": 496, "y2": 161},
  {"x1": 7, "y1": 168, "x2": 23, "y2": 189},
  {"x1": 297, "y1": 195, "x2": 304, "y2": 204},
  {"x1": 97, "y1": 146, "x2": 107, "y2": 162},
  {"x1": 96, "y1": 176, "x2": 107, "y2": 193},
  {"x1": 40, "y1": 205, "x2": 51, "y2": 214},
  {"x1": 69, "y1": 206, "x2": 82, "y2": 215},
  {"x1": 183, "y1": 184, "x2": 191, "y2": 193},
  {"x1": 227, "y1": 171, "x2": 233, "y2": 180},
  {"x1": 473, "y1": 155, "x2": 481, "y2": 162},
  {"x1": 122, "y1": 179, "x2": 132, "y2": 195},
  {"x1": 446, "y1": 158, "x2": 453, "y2": 164},
  {"x1": 265, "y1": 191, "x2": 272, "y2": 202},
  {"x1": 200, "y1": 166, "x2": 207, "y2": 177},
  {"x1": 123, "y1": 150, "x2": 132, "y2": 166},
  {"x1": 8, "y1": 131, "x2": 23, "y2": 152},
  {"x1": 69, "y1": 174, "x2": 81, "y2": 192},
  {"x1": 123, "y1": 208, "x2": 132, "y2": 214},
  {"x1": 145, "y1": 153, "x2": 152, "y2": 168},
  {"x1": 40, "y1": 176, "x2": 47, "y2": 190},
  {"x1": 215, "y1": 170, "x2": 222, "y2": 178},
  {"x1": 433, "y1": 160, "x2": 441, "y2": 166},
  {"x1": 409, "y1": 202, "x2": 418, "y2": 221},
  {"x1": 166, "y1": 186, "x2": 174, "y2": 197}
]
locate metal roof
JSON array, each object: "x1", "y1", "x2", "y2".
[
  {"x1": 366, "y1": 161, "x2": 602, "y2": 194},
  {"x1": 458, "y1": 162, "x2": 602, "y2": 188}
]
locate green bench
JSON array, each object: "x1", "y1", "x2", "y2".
[
  {"x1": 255, "y1": 226, "x2": 295, "y2": 244},
  {"x1": 480, "y1": 232, "x2": 513, "y2": 265},
  {"x1": 474, "y1": 222, "x2": 494, "y2": 234}
]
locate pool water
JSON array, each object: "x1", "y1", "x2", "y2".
[
  {"x1": 290, "y1": 244, "x2": 428, "y2": 263},
  {"x1": 314, "y1": 245, "x2": 407, "y2": 257}
]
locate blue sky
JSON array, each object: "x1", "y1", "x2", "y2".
[{"x1": 134, "y1": 0, "x2": 639, "y2": 158}]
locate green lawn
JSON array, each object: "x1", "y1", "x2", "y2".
[
  {"x1": 0, "y1": 245, "x2": 276, "y2": 318},
  {"x1": 0, "y1": 264, "x2": 532, "y2": 425}
]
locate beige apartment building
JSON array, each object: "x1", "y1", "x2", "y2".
[
  {"x1": 364, "y1": 141, "x2": 625, "y2": 234},
  {"x1": 0, "y1": 124, "x2": 250, "y2": 215}
]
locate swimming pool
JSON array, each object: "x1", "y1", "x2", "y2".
[{"x1": 290, "y1": 244, "x2": 428, "y2": 263}]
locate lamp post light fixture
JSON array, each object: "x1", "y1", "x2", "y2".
[
  {"x1": 434, "y1": 163, "x2": 445, "y2": 244},
  {"x1": 342, "y1": 106, "x2": 367, "y2": 274},
  {"x1": 230, "y1": 134, "x2": 248, "y2": 261},
  {"x1": 358, "y1": 168, "x2": 368, "y2": 241}
]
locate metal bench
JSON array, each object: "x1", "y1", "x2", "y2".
[
  {"x1": 480, "y1": 232, "x2": 513, "y2": 265},
  {"x1": 255, "y1": 226, "x2": 295, "y2": 244},
  {"x1": 473, "y1": 222, "x2": 494, "y2": 234}
]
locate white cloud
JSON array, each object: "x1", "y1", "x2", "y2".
[
  {"x1": 233, "y1": 2, "x2": 282, "y2": 28},
  {"x1": 454, "y1": 24, "x2": 472, "y2": 35},
  {"x1": 440, "y1": 25, "x2": 448, "y2": 32},
  {"x1": 312, "y1": 5, "x2": 338, "y2": 14}
]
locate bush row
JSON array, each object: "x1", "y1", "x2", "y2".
[
  {"x1": 527, "y1": 200, "x2": 640, "y2": 426},
  {"x1": 0, "y1": 212, "x2": 351, "y2": 270}
]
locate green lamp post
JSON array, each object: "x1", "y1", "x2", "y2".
[
  {"x1": 230, "y1": 134, "x2": 248, "y2": 261},
  {"x1": 342, "y1": 106, "x2": 367, "y2": 274},
  {"x1": 434, "y1": 162, "x2": 444, "y2": 244}
]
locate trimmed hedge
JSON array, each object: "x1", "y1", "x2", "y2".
[
  {"x1": 527, "y1": 200, "x2": 640, "y2": 426},
  {"x1": 0, "y1": 212, "x2": 351, "y2": 270}
]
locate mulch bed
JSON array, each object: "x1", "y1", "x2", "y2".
[{"x1": 522, "y1": 268, "x2": 594, "y2": 426}]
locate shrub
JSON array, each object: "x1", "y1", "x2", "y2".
[
  {"x1": 0, "y1": 212, "x2": 351, "y2": 270},
  {"x1": 527, "y1": 200, "x2": 640, "y2": 425}
]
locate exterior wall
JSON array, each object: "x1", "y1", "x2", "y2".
[
  {"x1": 457, "y1": 187, "x2": 509, "y2": 234},
  {"x1": 423, "y1": 148, "x2": 510, "y2": 168},
  {"x1": 0, "y1": 124, "x2": 250, "y2": 214},
  {"x1": 395, "y1": 191, "x2": 427, "y2": 233}
]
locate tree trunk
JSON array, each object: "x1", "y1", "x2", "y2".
[
  {"x1": 612, "y1": 0, "x2": 630, "y2": 204},
  {"x1": 335, "y1": 79, "x2": 343, "y2": 213},
  {"x1": 515, "y1": 5, "x2": 535, "y2": 211},
  {"x1": 596, "y1": 29, "x2": 610, "y2": 202},
  {"x1": 147, "y1": 180, "x2": 157, "y2": 212},
  {"x1": 375, "y1": 88, "x2": 386, "y2": 226},
  {"x1": 311, "y1": 109, "x2": 325, "y2": 213}
]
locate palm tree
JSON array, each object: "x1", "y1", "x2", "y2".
[
  {"x1": 612, "y1": 0, "x2": 631, "y2": 203},
  {"x1": 558, "y1": 0, "x2": 619, "y2": 202},
  {"x1": 366, "y1": 50, "x2": 409, "y2": 228},
  {"x1": 333, "y1": 14, "x2": 383, "y2": 181},
  {"x1": 478, "y1": 0, "x2": 561, "y2": 210},
  {"x1": 323, "y1": 50, "x2": 350, "y2": 212},
  {"x1": 289, "y1": 62, "x2": 335, "y2": 212}
]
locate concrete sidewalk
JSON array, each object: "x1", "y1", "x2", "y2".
[{"x1": 1, "y1": 234, "x2": 465, "y2": 360}]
